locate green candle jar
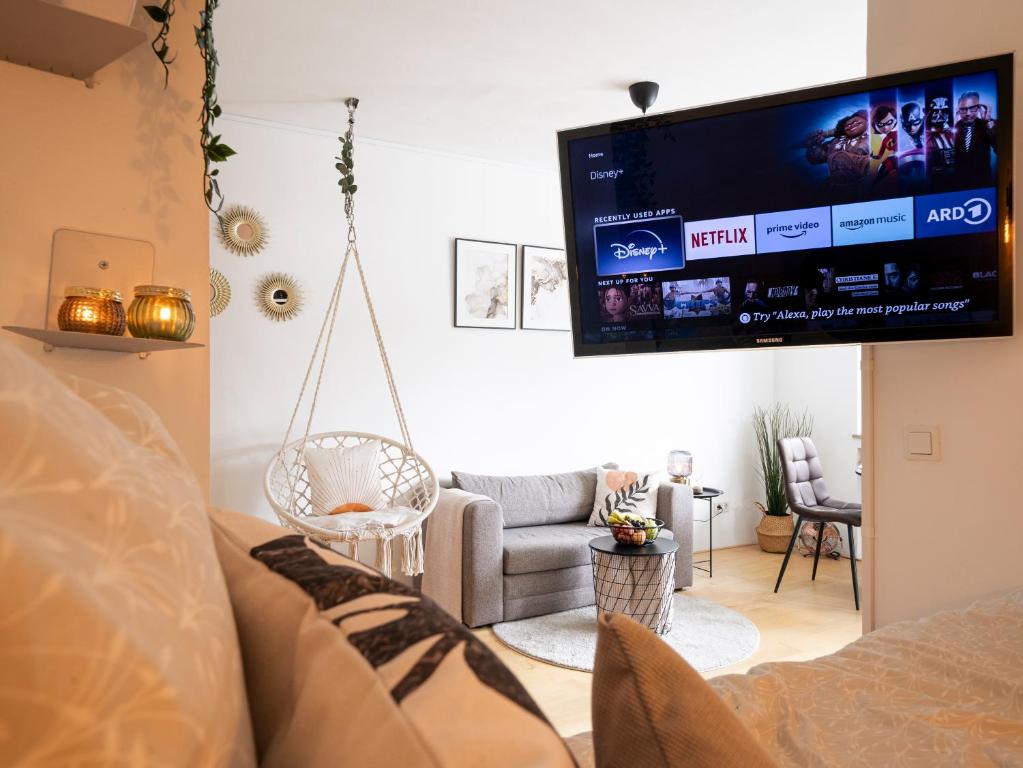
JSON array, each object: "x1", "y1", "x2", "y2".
[{"x1": 127, "y1": 285, "x2": 195, "y2": 341}]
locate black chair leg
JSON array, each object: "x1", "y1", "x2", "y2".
[
  {"x1": 774, "y1": 516, "x2": 802, "y2": 594},
  {"x1": 848, "y1": 524, "x2": 860, "y2": 611},
  {"x1": 811, "y1": 522, "x2": 824, "y2": 581}
]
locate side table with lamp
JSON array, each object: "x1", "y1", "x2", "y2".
[{"x1": 667, "y1": 449, "x2": 724, "y2": 578}]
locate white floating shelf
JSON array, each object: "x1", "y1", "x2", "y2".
[
  {"x1": 0, "y1": 0, "x2": 147, "y2": 82},
  {"x1": 3, "y1": 326, "x2": 204, "y2": 358}
]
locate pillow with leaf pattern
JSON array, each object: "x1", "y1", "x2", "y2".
[{"x1": 588, "y1": 467, "x2": 658, "y2": 526}]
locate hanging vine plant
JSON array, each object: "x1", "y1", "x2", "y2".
[
  {"x1": 144, "y1": 0, "x2": 235, "y2": 218},
  {"x1": 196, "y1": 0, "x2": 235, "y2": 217},
  {"x1": 143, "y1": 1, "x2": 176, "y2": 87}
]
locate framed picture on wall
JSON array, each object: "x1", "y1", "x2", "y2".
[
  {"x1": 520, "y1": 245, "x2": 570, "y2": 331},
  {"x1": 454, "y1": 238, "x2": 517, "y2": 329}
]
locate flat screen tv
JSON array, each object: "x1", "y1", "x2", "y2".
[{"x1": 557, "y1": 55, "x2": 1013, "y2": 356}]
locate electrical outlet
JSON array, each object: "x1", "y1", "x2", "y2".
[{"x1": 716, "y1": 501, "x2": 729, "y2": 515}]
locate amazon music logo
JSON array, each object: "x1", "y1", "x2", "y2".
[{"x1": 754, "y1": 206, "x2": 832, "y2": 254}]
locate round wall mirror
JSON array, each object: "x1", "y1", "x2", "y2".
[
  {"x1": 219, "y1": 205, "x2": 269, "y2": 256},
  {"x1": 210, "y1": 267, "x2": 231, "y2": 317},
  {"x1": 256, "y1": 272, "x2": 302, "y2": 321}
]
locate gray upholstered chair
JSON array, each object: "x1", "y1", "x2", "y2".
[
  {"x1": 447, "y1": 468, "x2": 694, "y2": 628},
  {"x1": 775, "y1": 437, "x2": 862, "y2": 609}
]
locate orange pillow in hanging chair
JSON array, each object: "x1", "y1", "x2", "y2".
[{"x1": 329, "y1": 502, "x2": 375, "y2": 515}]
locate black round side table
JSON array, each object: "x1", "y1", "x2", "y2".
[
  {"x1": 694, "y1": 486, "x2": 723, "y2": 577},
  {"x1": 588, "y1": 535, "x2": 679, "y2": 635}
]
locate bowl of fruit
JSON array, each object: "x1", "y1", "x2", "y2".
[{"x1": 606, "y1": 512, "x2": 665, "y2": 546}]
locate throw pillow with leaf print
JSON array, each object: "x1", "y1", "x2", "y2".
[{"x1": 587, "y1": 467, "x2": 659, "y2": 526}]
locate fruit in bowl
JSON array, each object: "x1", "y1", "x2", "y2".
[{"x1": 607, "y1": 512, "x2": 664, "y2": 546}]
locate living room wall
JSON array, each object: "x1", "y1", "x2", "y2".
[
  {"x1": 866, "y1": 0, "x2": 1023, "y2": 627},
  {"x1": 0, "y1": 10, "x2": 210, "y2": 489},
  {"x1": 209, "y1": 115, "x2": 782, "y2": 550}
]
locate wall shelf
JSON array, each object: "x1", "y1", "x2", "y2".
[
  {"x1": 0, "y1": 0, "x2": 147, "y2": 82},
  {"x1": 3, "y1": 326, "x2": 204, "y2": 359}
]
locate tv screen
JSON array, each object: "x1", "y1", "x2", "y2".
[{"x1": 557, "y1": 55, "x2": 1013, "y2": 356}]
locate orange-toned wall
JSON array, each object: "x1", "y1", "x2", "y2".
[
  {"x1": 866, "y1": 1, "x2": 1022, "y2": 626},
  {"x1": 0, "y1": 9, "x2": 210, "y2": 490}
]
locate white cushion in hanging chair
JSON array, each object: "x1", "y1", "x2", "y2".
[
  {"x1": 310, "y1": 505, "x2": 420, "y2": 532},
  {"x1": 304, "y1": 440, "x2": 388, "y2": 515}
]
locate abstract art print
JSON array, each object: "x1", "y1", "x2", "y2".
[
  {"x1": 521, "y1": 245, "x2": 570, "y2": 331},
  {"x1": 454, "y1": 239, "x2": 517, "y2": 329}
]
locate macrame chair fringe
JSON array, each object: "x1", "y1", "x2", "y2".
[{"x1": 262, "y1": 99, "x2": 438, "y2": 576}]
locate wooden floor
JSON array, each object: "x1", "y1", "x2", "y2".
[{"x1": 476, "y1": 544, "x2": 864, "y2": 736}]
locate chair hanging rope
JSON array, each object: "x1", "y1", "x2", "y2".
[{"x1": 263, "y1": 98, "x2": 437, "y2": 576}]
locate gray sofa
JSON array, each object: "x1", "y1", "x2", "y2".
[{"x1": 448, "y1": 468, "x2": 694, "y2": 628}]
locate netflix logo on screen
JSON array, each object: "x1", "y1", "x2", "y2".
[{"x1": 683, "y1": 215, "x2": 756, "y2": 260}]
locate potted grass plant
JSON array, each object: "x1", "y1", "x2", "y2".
[{"x1": 752, "y1": 404, "x2": 814, "y2": 553}]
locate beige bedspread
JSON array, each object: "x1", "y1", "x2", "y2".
[{"x1": 709, "y1": 590, "x2": 1023, "y2": 767}]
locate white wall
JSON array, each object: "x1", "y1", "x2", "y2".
[
  {"x1": 209, "y1": 115, "x2": 860, "y2": 555},
  {"x1": 866, "y1": 0, "x2": 1023, "y2": 626}
]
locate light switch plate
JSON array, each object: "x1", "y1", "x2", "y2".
[{"x1": 904, "y1": 424, "x2": 941, "y2": 461}]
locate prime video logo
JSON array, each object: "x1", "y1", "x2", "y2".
[{"x1": 611, "y1": 230, "x2": 669, "y2": 261}]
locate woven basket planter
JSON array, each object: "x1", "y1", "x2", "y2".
[{"x1": 756, "y1": 512, "x2": 794, "y2": 553}]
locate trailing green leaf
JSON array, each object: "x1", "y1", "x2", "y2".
[
  {"x1": 145, "y1": 0, "x2": 175, "y2": 88},
  {"x1": 196, "y1": 0, "x2": 233, "y2": 218}
]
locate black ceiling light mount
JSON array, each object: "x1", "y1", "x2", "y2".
[{"x1": 628, "y1": 81, "x2": 660, "y2": 114}]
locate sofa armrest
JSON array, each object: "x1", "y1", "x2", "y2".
[
  {"x1": 657, "y1": 482, "x2": 694, "y2": 589},
  {"x1": 462, "y1": 497, "x2": 505, "y2": 627}
]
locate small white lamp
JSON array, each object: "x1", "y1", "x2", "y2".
[{"x1": 667, "y1": 450, "x2": 693, "y2": 484}]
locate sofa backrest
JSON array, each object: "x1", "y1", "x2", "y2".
[{"x1": 451, "y1": 468, "x2": 604, "y2": 528}]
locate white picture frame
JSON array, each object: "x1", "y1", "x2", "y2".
[
  {"x1": 454, "y1": 238, "x2": 517, "y2": 329},
  {"x1": 520, "y1": 245, "x2": 570, "y2": 331}
]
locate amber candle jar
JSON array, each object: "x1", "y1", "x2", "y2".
[
  {"x1": 57, "y1": 287, "x2": 126, "y2": 335},
  {"x1": 127, "y1": 285, "x2": 196, "y2": 341}
]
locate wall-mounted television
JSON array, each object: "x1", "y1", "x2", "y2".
[{"x1": 557, "y1": 55, "x2": 1013, "y2": 356}]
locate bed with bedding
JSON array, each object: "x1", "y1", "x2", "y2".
[
  {"x1": 575, "y1": 590, "x2": 1023, "y2": 767},
  {"x1": 711, "y1": 590, "x2": 1023, "y2": 766}
]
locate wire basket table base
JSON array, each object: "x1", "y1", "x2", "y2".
[{"x1": 589, "y1": 536, "x2": 678, "y2": 635}]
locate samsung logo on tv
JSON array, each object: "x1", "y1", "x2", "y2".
[{"x1": 755, "y1": 337, "x2": 785, "y2": 345}]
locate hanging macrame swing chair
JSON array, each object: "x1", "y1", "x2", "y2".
[{"x1": 263, "y1": 98, "x2": 438, "y2": 578}]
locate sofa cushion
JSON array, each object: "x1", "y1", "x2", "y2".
[
  {"x1": 592, "y1": 612, "x2": 777, "y2": 768},
  {"x1": 209, "y1": 507, "x2": 576, "y2": 768},
  {"x1": 0, "y1": 339, "x2": 255, "y2": 767},
  {"x1": 452, "y1": 468, "x2": 606, "y2": 528},
  {"x1": 503, "y1": 523, "x2": 673, "y2": 575}
]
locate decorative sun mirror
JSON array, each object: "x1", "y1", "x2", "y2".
[
  {"x1": 256, "y1": 272, "x2": 302, "y2": 321},
  {"x1": 210, "y1": 268, "x2": 231, "y2": 317},
  {"x1": 219, "y1": 205, "x2": 269, "y2": 256}
]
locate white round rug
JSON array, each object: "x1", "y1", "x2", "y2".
[{"x1": 492, "y1": 595, "x2": 760, "y2": 673}]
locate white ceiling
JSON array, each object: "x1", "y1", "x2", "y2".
[{"x1": 215, "y1": 1, "x2": 867, "y2": 169}]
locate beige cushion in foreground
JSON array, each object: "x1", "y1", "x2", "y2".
[
  {"x1": 210, "y1": 507, "x2": 576, "y2": 768},
  {"x1": 0, "y1": 339, "x2": 255, "y2": 766},
  {"x1": 592, "y1": 612, "x2": 777, "y2": 768}
]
